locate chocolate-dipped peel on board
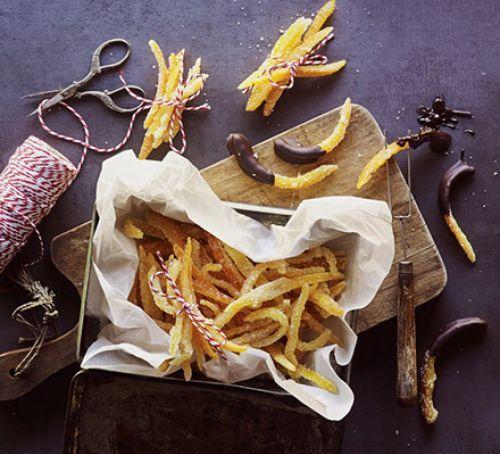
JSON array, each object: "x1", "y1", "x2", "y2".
[
  {"x1": 357, "y1": 128, "x2": 451, "y2": 189},
  {"x1": 438, "y1": 150, "x2": 476, "y2": 263},
  {"x1": 274, "y1": 98, "x2": 352, "y2": 164},
  {"x1": 420, "y1": 317, "x2": 487, "y2": 424},
  {"x1": 227, "y1": 133, "x2": 337, "y2": 190}
]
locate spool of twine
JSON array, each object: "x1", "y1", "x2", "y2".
[{"x1": 0, "y1": 136, "x2": 77, "y2": 274}]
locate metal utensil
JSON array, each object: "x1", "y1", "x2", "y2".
[
  {"x1": 22, "y1": 38, "x2": 144, "y2": 116},
  {"x1": 385, "y1": 133, "x2": 418, "y2": 406}
]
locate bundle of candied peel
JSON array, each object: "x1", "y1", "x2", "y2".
[
  {"x1": 140, "y1": 40, "x2": 209, "y2": 159},
  {"x1": 238, "y1": 0, "x2": 346, "y2": 116},
  {"x1": 123, "y1": 210, "x2": 348, "y2": 392}
]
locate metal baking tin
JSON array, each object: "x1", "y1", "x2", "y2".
[{"x1": 65, "y1": 202, "x2": 356, "y2": 453}]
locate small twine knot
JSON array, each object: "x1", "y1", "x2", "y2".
[
  {"x1": 266, "y1": 31, "x2": 335, "y2": 91},
  {"x1": 42, "y1": 309, "x2": 59, "y2": 325},
  {"x1": 10, "y1": 268, "x2": 58, "y2": 378},
  {"x1": 149, "y1": 251, "x2": 227, "y2": 359}
]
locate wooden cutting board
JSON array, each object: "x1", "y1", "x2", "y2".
[
  {"x1": 52, "y1": 103, "x2": 448, "y2": 328},
  {"x1": 0, "y1": 104, "x2": 447, "y2": 400}
]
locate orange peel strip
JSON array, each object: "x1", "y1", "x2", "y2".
[
  {"x1": 443, "y1": 212, "x2": 476, "y2": 263},
  {"x1": 317, "y1": 97, "x2": 352, "y2": 152},
  {"x1": 274, "y1": 164, "x2": 338, "y2": 190},
  {"x1": 357, "y1": 140, "x2": 409, "y2": 189}
]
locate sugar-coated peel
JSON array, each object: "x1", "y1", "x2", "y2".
[
  {"x1": 121, "y1": 211, "x2": 347, "y2": 392},
  {"x1": 239, "y1": 1, "x2": 345, "y2": 116},
  {"x1": 139, "y1": 40, "x2": 208, "y2": 159}
]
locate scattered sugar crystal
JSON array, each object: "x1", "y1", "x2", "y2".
[{"x1": 260, "y1": 36, "x2": 264, "y2": 41}]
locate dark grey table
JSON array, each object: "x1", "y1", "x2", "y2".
[{"x1": 0, "y1": 0, "x2": 499, "y2": 452}]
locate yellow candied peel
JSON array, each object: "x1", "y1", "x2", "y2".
[
  {"x1": 317, "y1": 97, "x2": 352, "y2": 152},
  {"x1": 239, "y1": 1, "x2": 344, "y2": 116},
  {"x1": 297, "y1": 329, "x2": 335, "y2": 351},
  {"x1": 266, "y1": 344, "x2": 297, "y2": 371},
  {"x1": 285, "y1": 284, "x2": 310, "y2": 365},
  {"x1": 443, "y1": 212, "x2": 476, "y2": 263},
  {"x1": 123, "y1": 213, "x2": 348, "y2": 394},
  {"x1": 309, "y1": 289, "x2": 344, "y2": 317},
  {"x1": 295, "y1": 365, "x2": 338, "y2": 393},
  {"x1": 274, "y1": 164, "x2": 338, "y2": 190},
  {"x1": 357, "y1": 140, "x2": 409, "y2": 189},
  {"x1": 296, "y1": 60, "x2": 346, "y2": 78},
  {"x1": 139, "y1": 41, "x2": 208, "y2": 159}
]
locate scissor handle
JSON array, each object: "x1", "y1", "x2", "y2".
[
  {"x1": 75, "y1": 85, "x2": 145, "y2": 114},
  {"x1": 90, "y1": 38, "x2": 132, "y2": 75}
]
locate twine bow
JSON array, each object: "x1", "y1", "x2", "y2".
[
  {"x1": 10, "y1": 268, "x2": 58, "y2": 377},
  {"x1": 119, "y1": 72, "x2": 210, "y2": 155},
  {"x1": 149, "y1": 252, "x2": 227, "y2": 359},
  {"x1": 266, "y1": 31, "x2": 335, "y2": 90}
]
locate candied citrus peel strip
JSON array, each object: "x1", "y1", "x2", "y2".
[
  {"x1": 144, "y1": 40, "x2": 169, "y2": 129},
  {"x1": 274, "y1": 164, "x2": 338, "y2": 190},
  {"x1": 295, "y1": 365, "x2": 338, "y2": 393},
  {"x1": 317, "y1": 97, "x2": 352, "y2": 152},
  {"x1": 239, "y1": 1, "x2": 345, "y2": 115},
  {"x1": 444, "y1": 212, "x2": 476, "y2": 263},
  {"x1": 357, "y1": 140, "x2": 409, "y2": 189},
  {"x1": 139, "y1": 42, "x2": 208, "y2": 159}
]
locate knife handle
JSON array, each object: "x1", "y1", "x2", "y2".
[{"x1": 396, "y1": 260, "x2": 418, "y2": 406}]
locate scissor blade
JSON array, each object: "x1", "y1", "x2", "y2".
[
  {"x1": 21, "y1": 88, "x2": 62, "y2": 100},
  {"x1": 25, "y1": 92, "x2": 66, "y2": 118}
]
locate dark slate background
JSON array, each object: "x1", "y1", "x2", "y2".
[{"x1": 0, "y1": 0, "x2": 499, "y2": 452}]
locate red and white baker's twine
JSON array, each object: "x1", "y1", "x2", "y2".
[
  {"x1": 243, "y1": 31, "x2": 335, "y2": 93},
  {"x1": 0, "y1": 137, "x2": 77, "y2": 273},
  {"x1": 118, "y1": 72, "x2": 210, "y2": 155},
  {"x1": 149, "y1": 252, "x2": 227, "y2": 359}
]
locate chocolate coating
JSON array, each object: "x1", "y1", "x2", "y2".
[
  {"x1": 396, "y1": 129, "x2": 451, "y2": 153},
  {"x1": 427, "y1": 317, "x2": 487, "y2": 357},
  {"x1": 429, "y1": 130, "x2": 452, "y2": 153},
  {"x1": 226, "y1": 133, "x2": 275, "y2": 185},
  {"x1": 417, "y1": 95, "x2": 472, "y2": 130},
  {"x1": 438, "y1": 152, "x2": 475, "y2": 215},
  {"x1": 274, "y1": 137, "x2": 326, "y2": 164}
]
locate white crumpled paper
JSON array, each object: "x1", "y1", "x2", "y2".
[{"x1": 82, "y1": 150, "x2": 394, "y2": 421}]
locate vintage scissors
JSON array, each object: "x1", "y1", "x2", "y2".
[{"x1": 22, "y1": 38, "x2": 144, "y2": 117}]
